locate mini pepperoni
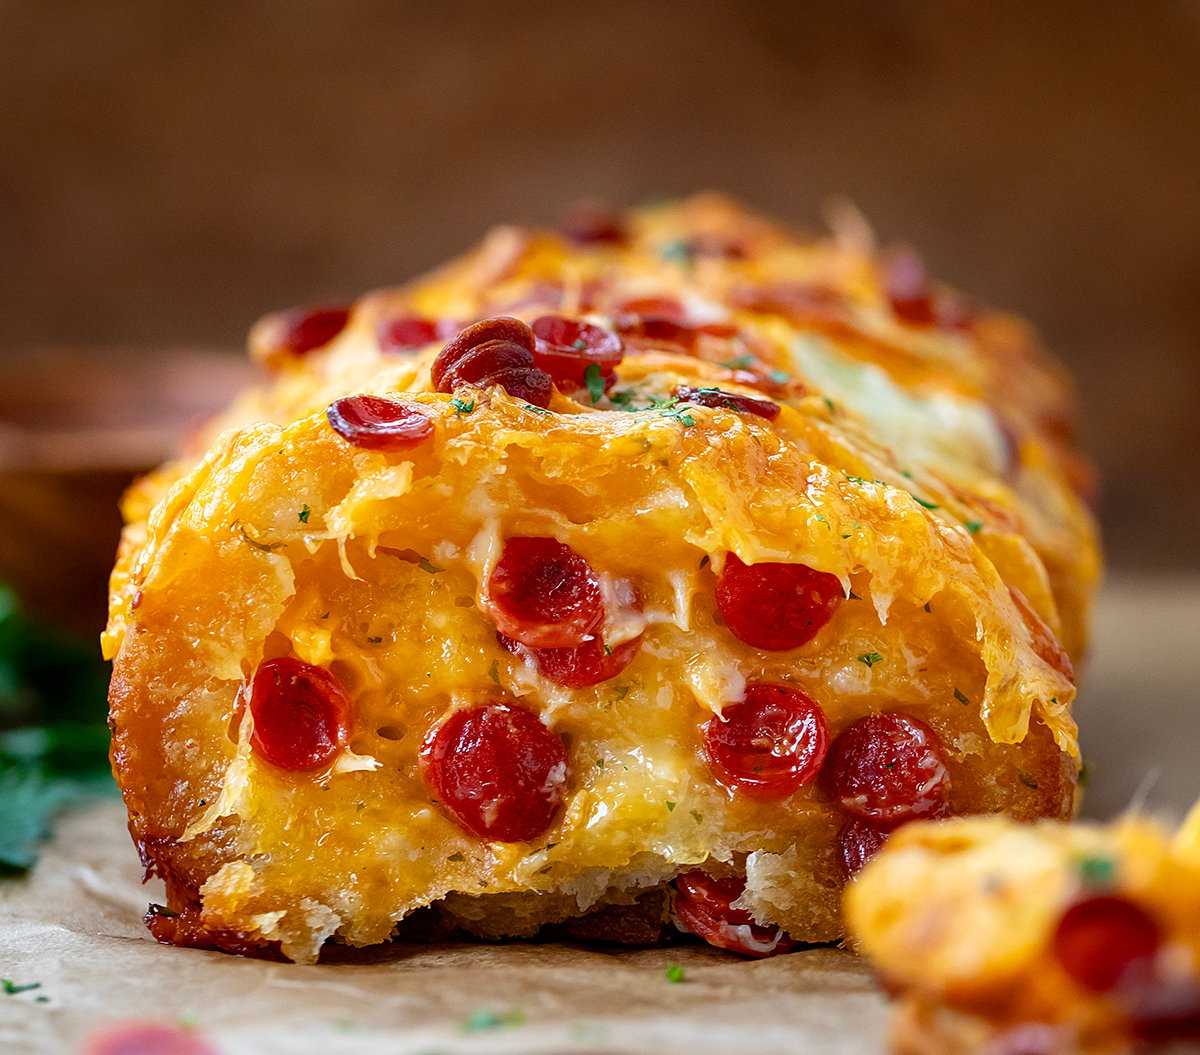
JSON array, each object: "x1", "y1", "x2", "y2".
[
  {"x1": 248, "y1": 657, "x2": 351, "y2": 771},
  {"x1": 326, "y1": 395, "x2": 434, "y2": 450},
  {"x1": 674, "y1": 384, "x2": 780, "y2": 421},
  {"x1": 498, "y1": 631, "x2": 641, "y2": 689},
  {"x1": 530, "y1": 315, "x2": 624, "y2": 393},
  {"x1": 484, "y1": 537, "x2": 604, "y2": 648},
  {"x1": 701, "y1": 684, "x2": 828, "y2": 800},
  {"x1": 1009, "y1": 587, "x2": 1075, "y2": 684},
  {"x1": 715, "y1": 553, "x2": 842, "y2": 651},
  {"x1": 420, "y1": 701, "x2": 567, "y2": 842},
  {"x1": 377, "y1": 315, "x2": 457, "y2": 353},
  {"x1": 672, "y1": 872, "x2": 795, "y2": 959},
  {"x1": 81, "y1": 1021, "x2": 220, "y2": 1055},
  {"x1": 272, "y1": 305, "x2": 353, "y2": 357},
  {"x1": 431, "y1": 317, "x2": 553, "y2": 408},
  {"x1": 558, "y1": 201, "x2": 628, "y2": 246},
  {"x1": 828, "y1": 713, "x2": 951, "y2": 827},
  {"x1": 838, "y1": 818, "x2": 891, "y2": 879},
  {"x1": 883, "y1": 247, "x2": 938, "y2": 327},
  {"x1": 1053, "y1": 895, "x2": 1162, "y2": 993}
]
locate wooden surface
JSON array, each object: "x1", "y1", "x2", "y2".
[{"x1": 1, "y1": 2, "x2": 1198, "y2": 570}]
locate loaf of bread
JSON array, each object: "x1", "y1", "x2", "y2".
[
  {"x1": 845, "y1": 807, "x2": 1200, "y2": 1053},
  {"x1": 103, "y1": 194, "x2": 1100, "y2": 962}
]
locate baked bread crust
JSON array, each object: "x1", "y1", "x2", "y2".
[{"x1": 104, "y1": 195, "x2": 1099, "y2": 962}]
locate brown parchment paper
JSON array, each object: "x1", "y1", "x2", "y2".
[{"x1": 0, "y1": 802, "x2": 888, "y2": 1055}]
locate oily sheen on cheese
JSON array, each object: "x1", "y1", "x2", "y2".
[{"x1": 103, "y1": 195, "x2": 1100, "y2": 963}]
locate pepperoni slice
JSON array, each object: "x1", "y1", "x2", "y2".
[
  {"x1": 431, "y1": 317, "x2": 553, "y2": 408},
  {"x1": 672, "y1": 872, "x2": 795, "y2": 959},
  {"x1": 558, "y1": 201, "x2": 628, "y2": 246},
  {"x1": 377, "y1": 315, "x2": 457, "y2": 353},
  {"x1": 1009, "y1": 587, "x2": 1075, "y2": 683},
  {"x1": 81, "y1": 1022, "x2": 220, "y2": 1055},
  {"x1": 828, "y1": 713, "x2": 951, "y2": 827},
  {"x1": 498, "y1": 631, "x2": 641, "y2": 689},
  {"x1": 248, "y1": 657, "x2": 351, "y2": 771},
  {"x1": 673, "y1": 384, "x2": 780, "y2": 421},
  {"x1": 715, "y1": 553, "x2": 842, "y2": 651},
  {"x1": 530, "y1": 315, "x2": 624, "y2": 393},
  {"x1": 1053, "y1": 895, "x2": 1162, "y2": 993},
  {"x1": 883, "y1": 247, "x2": 937, "y2": 327},
  {"x1": 326, "y1": 395, "x2": 435, "y2": 450},
  {"x1": 729, "y1": 281, "x2": 846, "y2": 326},
  {"x1": 838, "y1": 818, "x2": 890, "y2": 879},
  {"x1": 614, "y1": 297, "x2": 699, "y2": 350},
  {"x1": 484, "y1": 537, "x2": 604, "y2": 648},
  {"x1": 701, "y1": 684, "x2": 828, "y2": 800},
  {"x1": 420, "y1": 701, "x2": 567, "y2": 842},
  {"x1": 272, "y1": 305, "x2": 353, "y2": 358}
]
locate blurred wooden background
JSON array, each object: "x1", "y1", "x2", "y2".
[{"x1": 2, "y1": 1, "x2": 1199, "y2": 627}]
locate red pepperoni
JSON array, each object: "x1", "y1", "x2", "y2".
[
  {"x1": 883, "y1": 247, "x2": 938, "y2": 327},
  {"x1": 558, "y1": 201, "x2": 628, "y2": 246},
  {"x1": 248, "y1": 658, "x2": 351, "y2": 771},
  {"x1": 420, "y1": 701, "x2": 567, "y2": 842},
  {"x1": 729, "y1": 281, "x2": 846, "y2": 326},
  {"x1": 377, "y1": 315, "x2": 458, "y2": 353},
  {"x1": 701, "y1": 684, "x2": 828, "y2": 800},
  {"x1": 271, "y1": 305, "x2": 353, "y2": 358},
  {"x1": 81, "y1": 1022, "x2": 219, "y2": 1055},
  {"x1": 326, "y1": 395, "x2": 434, "y2": 450},
  {"x1": 673, "y1": 384, "x2": 780, "y2": 421},
  {"x1": 837, "y1": 818, "x2": 890, "y2": 879},
  {"x1": 715, "y1": 553, "x2": 843, "y2": 651},
  {"x1": 1053, "y1": 895, "x2": 1162, "y2": 992},
  {"x1": 828, "y1": 713, "x2": 951, "y2": 827},
  {"x1": 614, "y1": 297, "x2": 699, "y2": 349},
  {"x1": 484, "y1": 537, "x2": 604, "y2": 648},
  {"x1": 530, "y1": 315, "x2": 624, "y2": 393},
  {"x1": 498, "y1": 631, "x2": 641, "y2": 688},
  {"x1": 431, "y1": 317, "x2": 553, "y2": 408},
  {"x1": 672, "y1": 872, "x2": 795, "y2": 958}
]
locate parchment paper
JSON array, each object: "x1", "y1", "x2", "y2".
[{"x1": 4, "y1": 577, "x2": 1197, "y2": 1055}]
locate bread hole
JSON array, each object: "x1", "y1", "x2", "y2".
[{"x1": 377, "y1": 724, "x2": 407, "y2": 741}]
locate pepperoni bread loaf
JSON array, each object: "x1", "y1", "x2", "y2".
[
  {"x1": 845, "y1": 806, "x2": 1200, "y2": 1053},
  {"x1": 103, "y1": 194, "x2": 1100, "y2": 963}
]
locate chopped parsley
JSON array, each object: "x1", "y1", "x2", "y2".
[
  {"x1": 584, "y1": 363, "x2": 605, "y2": 404},
  {"x1": 846, "y1": 476, "x2": 865, "y2": 484},
  {"x1": 965, "y1": 520, "x2": 984, "y2": 534},
  {"x1": 417, "y1": 558, "x2": 443, "y2": 575},
  {"x1": 911, "y1": 494, "x2": 940, "y2": 510},
  {"x1": 857, "y1": 651, "x2": 883, "y2": 668},
  {"x1": 1017, "y1": 771, "x2": 1039, "y2": 789},
  {"x1": 609, "y1": 388, "x2": 636, "y2": 409},
  {"x1": 460, "y1": 1006, "x2": 525, "y2": 1033},
  {"x1": 1077, "y1": 853, "x2": 1117, "y2": 888},
  {"x1": 768, "y1": 369, "x2": 790, "y2": 384},
  {"x1": 298, "y1": 504, "x2": 311, "y2": 524},
  {"x1": 721, "y1": 355, "x2": 755, "y2": 370},
  {"x1": 447, "y1": 851, "x2": 465, "y2": 863},
  {"x1": 822, "y1": 396, "x2": 837, "y2": 414},
  {"x1": 487, "y1": 659, "x2": 500, "y2": 685},
  {"x1": 523, "y1": 404, "x2": 551, "y2": 415},
  {"x1": 603, "y1": 643, "x2": 613, "y2": 656},
  {"x1": 690, "y1": 809, "x2": 704, "y2": 824},
  {"x1": 648, "y1": 396, "x2": 695, "y2": 427},
  {"x1": 953, "y1": 688, "x2": 970, "y2": 706},
  {"x1": 2, "y1": 979, "x2": 41, "y2": 995},
  {"x1": 666, "y1": 801, "x2": 676, "y2": 812},
  {"x1": 450, "y1": 397, "x2": 475, "y2": 414},
  {"x1": 660, "y1": 239, "x2": 693, "y2": 265},
  {"x1": 664, "y1": 963, "x2": 686, "y2": 984}
]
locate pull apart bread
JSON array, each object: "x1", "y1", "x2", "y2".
[
  {"x1": 846, "y1": 806, "x2": 1200, "y2": 1053},
  {"x1": 103, "y1": 195, "x2": 1100, "y2": 963}
]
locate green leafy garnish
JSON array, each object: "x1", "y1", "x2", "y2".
[
  {"x1": 690, "y1": 809, "x2": 703, "y2": 824},
  {"x1": 648, "y1": 396, "x2": 695, "y2": 427},
  {"x1": 721, "y1": 355, "x2": 755, "y2": 370},
  {"x1": 447, "y1": 851, "x2": 465, "y2": 863},
  {"x1": 664, "y1": 963, "x2": 686, "y2": 984},
  {"x1": 418, "y1": 558, "x2": 443, "y2": 575},
  {"x1": 857, "y1": 652, "x2": 883, "y2": 668},
  {"x1": 660, "y1": 239, "x2": 693, "y2": 266},
  {"x1": 965, "y1": 520, "x2": 984, "y2": 534},
  {"x1": 450, "y1": 398, "x2": 475, "y2": 414},
  {"x1": 609, "y1": 389, "x2": 636, "y2": 409},
  {"x1": 584, "y1": 363, "x2": 605, "y2": 405},
  {"x1": 1078, "y1": 854, "x2": 1116, "y2": 888},
  {"x1": 768, "y1": 369, "x2": 790, "y2": 384},
  {"x1": 666, "y1": 801, "x2": 676, "y2": 812},
  {"x1": 822, "y1": 396, "x2": 837, "y2": 414},
  {"x1": 487, "y1": 659, "x2": 500, "y2": 685},
  {"x1": 460, "y1": 1006, "x2": 525, "y2": 1033},
  {"x1": 298, "y1": 504, "x2": 311, "y2": 524},
  {"x1": 1017, "y1": 771, "x2": 1039, "y2": 789},
  {"x1": 911, "y1": 494, "x2": 940, "y2": 510},
  {"x1": 953, "y1": 688, "x2": 970, "y2": 706},
  {"x1": 523, "y1": 404, "x2": 551, "y2": 415},
  {"x1": 2, "y1": 979, "x2": 41, "y2": 995}
]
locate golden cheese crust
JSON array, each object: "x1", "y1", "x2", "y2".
[
  {"x1": 104, "y1": 194, "x2": 1099, "y2": 962},
  {"x1": 845, "y1": 807, "x2": 1200, "y2": 1054}
]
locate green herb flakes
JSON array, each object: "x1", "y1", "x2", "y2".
[
  {"x1": 523, "y1": 404, "x2": 551, "y2": 415},
  {"x1": 965, "y1": 520, "x2": 984, "y2": 534},
  {"x1": 664, "y1": 963, "x2": 686, "y2": 984},
  {"x1": 690, "y1": 809, "x2": 704, "y2": 824},
  {"x1": 2, "y1": 980, "x2": 41, "y2": 995},
  {"x1": 450, "y1": 397, "x2": 475, "y2": 414},
  {"x1": 298, "y1": 504, "x2": 311, "y2": 524},
  {"x1": 487, "y1": 659, "x2": 500, "y2": 685},
  {"x1": 460, "y1": 1006, "x2": 525, "y2": 1033},
  {"x1": 584, "y1": 363, "x2": 605, "y2": 404},
  {"x1": 418, "y1": 558, "x2": 443, "y2": 575},
  {"x1": 857, "y1": 652, "x2": 883, "y2": 668},
  {"x1": 1017, "y1": 771, "x2": 1039, "y2": 789},
  {"x1": 911, "y1": 494, "x2": 940, "y2": 510},
  {"x1": 666, "y1": 801, "x2": 677, "y2": 812},
  {"x1": 447, "y1": 851, "x2": 465, "y2": 863},
  {"x1": 1078, "y1": 854, "x2": 1117, "y2": 889},
  {"x1": 953, "y1": 688, "x2": 970, "y2": 706},
  {"x1": 722, "y1": 355, "x2": 755, "y2": 370}
]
